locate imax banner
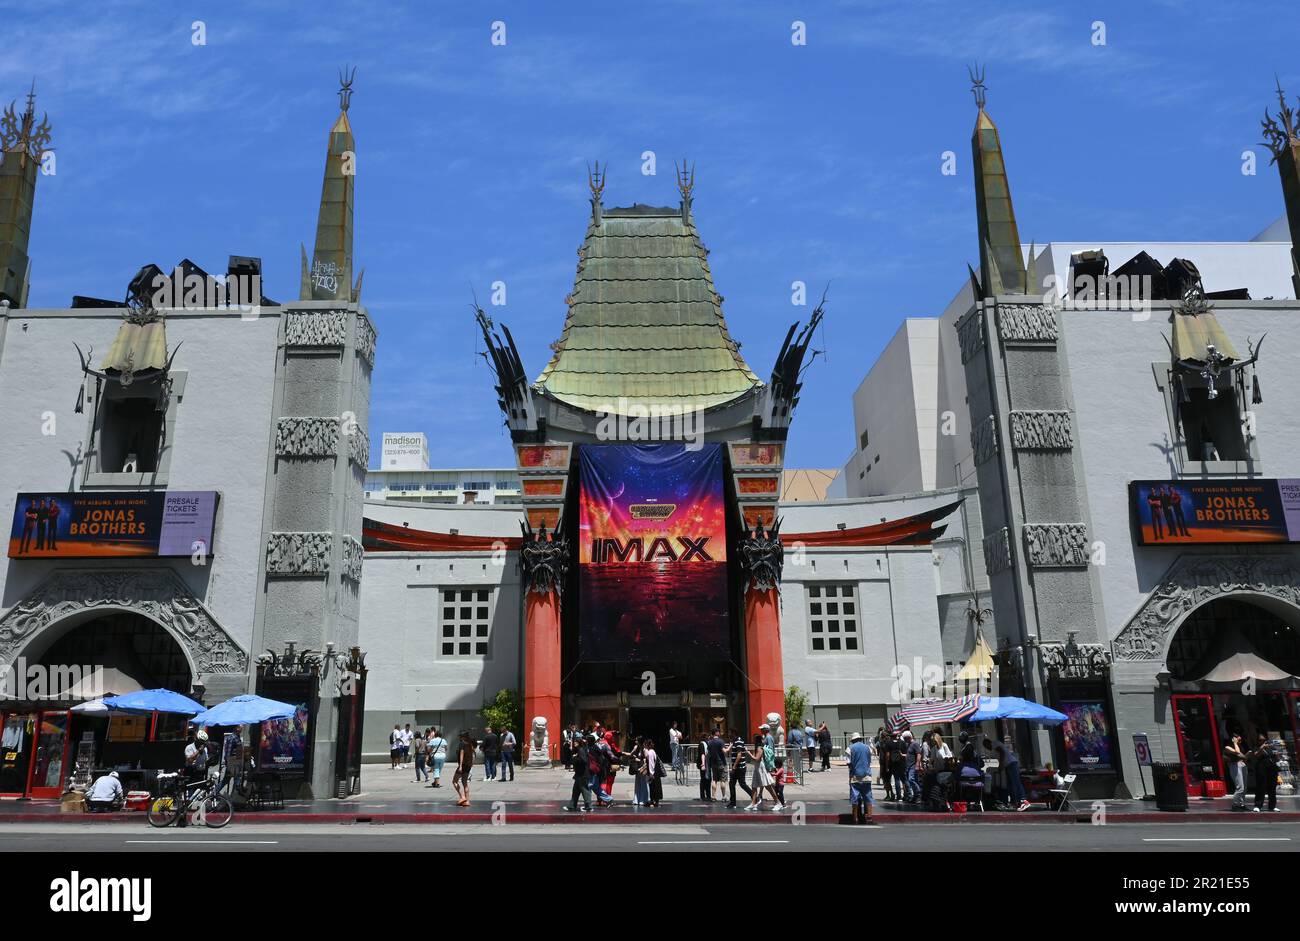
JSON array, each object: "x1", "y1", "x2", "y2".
[
  {"x1": 578, "y1": 443, "x2": 729, "y2": 661},
  {"x1": 8, "y1": 491, "x2": 218, "y2": 559}
]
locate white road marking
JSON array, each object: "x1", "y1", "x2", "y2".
[
  {"x1": 637, "y1": 839, "x2": 790, "y2": 845},
  {"x1": 1142, "y1": 837, "x2": 1291, "y2": 842},
  {"x1": 125, "y1": 840, "x2": 279, "y2": 845}
]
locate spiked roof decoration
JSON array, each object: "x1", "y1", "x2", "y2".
[{"x1": 969, "y1": 65, "x2": 1028, "y2": 297}]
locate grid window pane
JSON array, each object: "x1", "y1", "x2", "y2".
[
  {"x1": 812, "y1": 638, "x2": 825, "y2": 651},
  {"x1": 811, "y1": 620, "x2": 823, "y2": 633},
  {"x1": 844, "y1": 602, "x2": 855, "y2": 615},
  {"x1": 809, "y1": 586, "x2": 821, "y2": 598},
  {"x1": 846, "y1": 637, "x2": 858, "y2": 650},
  {"x1": 806, "y1": 583, "x2": 859, "y2": 655},
  {"x1": 477, "y1": 590, "x2": 488, "y2": 602},
  {"x1": 458, "y1": 643, "x2": 470, "y2": 655},
  {"x1": 826, "y1": 602, "x2": 839, "y2": 615},
  {"x1": 476, "y1": 606, "x2": 489, "y2": 619},
  {"x1": 829, "y1": 637, "x2": 842, "y2": 650},
  {"x1": 442, "y1": 643, "x2": 454, "y2": 655},
  {"x1": 810, "y1": 603, "x2": 822, "y2": 615},
  {"x1": 440, "y1": 587, "x2": 494, "y2": 660}
]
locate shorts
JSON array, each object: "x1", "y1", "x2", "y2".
[
  {"x1": 390, "y1": 748, "x2": 401, "y2": 759},
  {"x1": 850, "y1": 781, "x2": 873, "y2": 807},
  {"x1": 709, "y1": 763, "x2": 727, "y2": 782}
]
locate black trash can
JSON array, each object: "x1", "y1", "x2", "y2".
[{"x1": 1151, "y1": 762, "x2": 1188, "y2": 812}]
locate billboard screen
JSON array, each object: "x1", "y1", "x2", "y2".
[
  {"x1": 8, "y1": 491, "x2": 218, "y2": 559},
  {"x1": 578, "y1": 443, "x2": 730, "y2": 661},
  {"x1": 1130, "y1": 479, "x2": 1300, "y2": 545}
]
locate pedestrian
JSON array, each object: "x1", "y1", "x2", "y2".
[
  {"x1": 647, "y1": 738, "x2": 664, "y2": 807},
  {"x1": 1252, "y1": 733, "x2": 1280, "y2": 813},
  {"x1": 697, "y1": 731, "x2": 713, "y2": 802},
  {"x1": 817, "y1": 722, "x2": 832, "y2": 771},
  {"x1": 727, "y1": 728, "x2": 754, "y2": 808},
  {"x1": 889, "y1": 732, "x2": 907, "y2": 802},
  {"x1": 566, "y1": 734, "x2": 594, "y2": 812},
  {"x1": 707, "y1": 728, "x2": 729, "y2": 802},
  {"x1": 481, "y1": 724, "x2": 499, "y2": 781},
  {"x1": 500, "y1": 726, "x2": 516, "y2": 781},
  {"x1": 847, "y1": 731, "x2": 874, "y2": 824},
  {"x1": 1224, "y1": 733, "x2": 1248, "y2": 811},
  {"x1": 669, "y1": 721, "x2": 683, "y2": 772},
  {"x1": 413, "y1": 729, "x2": 428, "y2": 782},
  {"x1": 627, "y1": 737, "x2": 647, "y2": 805},
  {"x1": 427, "y1": 727, "x2": 448, "y2": 787},
  {"x1": 389, "y1": 724, "x2": 402, "y2": 770},
  {"x1": 400, "y1": 723, "x2": 413, "y2": 769},
  {"x1": 184, "y1": 729, "x2": 210, "y2": 783},
  {"x1": 602, "y1": 730, "x2": 622, "y2": 801},
  {"x1": 591, "y1": 731, "x2": 614, "y2": 806},
  {"x1": 804, "y1": 719, "x2": 817, "y2": 771},
  {"x1": 452, "y1": 731, "x2": 475, "y2": 807},
  {"x1": 902, "y1": 730, "x2": 922, "y2": 803},
  {"x1": 989, "y1": 736, "x2": 1028, "y2": 811},
  {"x1": 561, "y1": 724, "x2": 576, "y2": 770},
  {"x1": 773, "y1": 757, "x2": 786, "y2": 806},
  {"x1": 745, "y1": 733, "x2": 781, "y2": 811},
  {"x1": 787, "y1": 721, "x2": 805, "y2": 779},
  {"x1": 875, "y1": 729, "x2": 894, "y2": 800}
]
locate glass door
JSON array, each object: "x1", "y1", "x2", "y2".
[
  {"x1": 0, "y1": 712, "x2": 36, "y2": 796},
  {"x1": 26, "y1": 711, "x2": 70, "y2": 798},
  {"x1": 1171, "y1": 694, "x2": 1223, "y2": 793}
]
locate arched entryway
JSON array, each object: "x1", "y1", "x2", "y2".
[
  {"x1": 1165, "y1": 596, "x2": 1300, "y2": 794},
  {"x1": 0, "y1": 611, "x2": 194, "y2": 798}
]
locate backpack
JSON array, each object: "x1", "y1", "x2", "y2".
[
  {"x1": 762, "y1": 744, "x2": 776, "y2": 771},
  {"x1": 588, "y1": 747, "x2": 602, "y2": 776}
]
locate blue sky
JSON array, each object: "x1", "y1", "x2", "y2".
[{"x1": 7, "y1": 0, "x2": 1299, "y2": 471}]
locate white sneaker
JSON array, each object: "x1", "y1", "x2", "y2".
[
  {"x1": 745, "y1": 803, "x2": 760, "y2": 812},
  {"x1": 771, "y1": 803, "x2": 784, "y2": 812},
  {"x1": 1252, "y1": 807, "x2": 1261, "y2": 812}
]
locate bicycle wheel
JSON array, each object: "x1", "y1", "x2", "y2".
[
  {"x1": 200, "y1": 794, "x2": 233, "y2": 829},
  {"x1": 147, "y1": 796, "x2": 180, "y2": 828}
]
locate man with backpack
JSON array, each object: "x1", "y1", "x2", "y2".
[{"x1": 566, "y1": 734, "x2": 594, "y2": 812}]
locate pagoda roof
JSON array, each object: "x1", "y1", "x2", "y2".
[{"x1": 534, "y1": 203, "x2": 762, "y2": 413}]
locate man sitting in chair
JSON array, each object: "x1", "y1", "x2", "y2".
[{"x1": 85, "y1": 771, "x2": 124, "y2": 812}]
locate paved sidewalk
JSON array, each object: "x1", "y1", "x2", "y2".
[{"x1": 4, "y1": 764, "x2": 1298, "y2": 824}]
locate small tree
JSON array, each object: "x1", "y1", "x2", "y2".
[
  {"x1": 784, "y1": 685, "x2": 810, "y2": 728},
  {"x1": 480, "y1": 688, "x2": 522, "y2": 736}
]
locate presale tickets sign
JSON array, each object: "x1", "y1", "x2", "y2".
[
  {"x1": 578, "y1": 443, "x2": 730, "y2": 661},
  {"x1": 8, "y1": 491, "x2": 218, "y2": 558}
]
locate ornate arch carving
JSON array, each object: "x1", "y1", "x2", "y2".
[
  {"x1": 0, "y1": 568, "x2": 248, "y2": 675},
  {"x1": 1112, "y1": 554, "x2": 1300, "y2": 662}
]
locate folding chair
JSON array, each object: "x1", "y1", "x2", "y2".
[{"x1": 1049, "y1": 773, "x2": 1077, "y2": 811}]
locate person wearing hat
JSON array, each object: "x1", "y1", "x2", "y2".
[
  {"x1": 846, "y1": 732, "x2": 874, "y2": 824},
  {"x1": 86, "y1": 770, "x2": 124, "y2": 812},
  {"x1": 184, "y1": 729, "x2": 210, "y2": 783},
  {"x1": 759, "y1": 723, "x2": 774, "y2": 750}
]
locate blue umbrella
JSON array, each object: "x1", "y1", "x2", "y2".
[
  {"x1": 102, "y1": 688, "x2": 204, "y2": 715},
  {"x1": 189, "y1": 694, "x2": 298, "y2": 727},
  {"x1": 966, "y1": 696, "x2": 1067, "y2": 726}
]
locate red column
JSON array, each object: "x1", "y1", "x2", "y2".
[
  {"x1": 743, "y1": 586, "x2": 785, "y2": 735},
  {"x1": 523, "y1": 589, "x2": 562, "y2": 760}
]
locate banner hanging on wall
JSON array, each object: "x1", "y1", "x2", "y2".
[
  {"x1": 1130, "y1": 479, "x2": 1300, "y2": 545},
  {"x1": 7, "y1": 491, "x2": 218, "y2": 559},
  {"x1": 578, "y1": 443, "x2": 730, "y2": 661}
]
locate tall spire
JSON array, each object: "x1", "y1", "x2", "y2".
[
  {"x1": 969, "y1": 65, "x2": 1027, "y2": 296},
  {"x1": 1261, "y1": 76, "x2": 1300, "y2": 298},
  {"x1": 0, "y1": 80, "x2": 52, "y2": 307},
  {"x1": 301, "y1": 66, "x2": 358, "y2": 302}
]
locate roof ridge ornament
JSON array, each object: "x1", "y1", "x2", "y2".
[
  {"x1": 1, "y1": 78, "x2": 53, "y2": 165},
  {"x1": 675, "y1": 159, "x2": 695, "y2": 201},
  {"x1": 1261, "y1": 74, "x2": 1299, "y2": 163},
  {"x1": 338, "y1": 65, "x2": 356, "y2": 112},
  {"x1": 968, "y1": 63, "x2": 987, "y2": 110}
]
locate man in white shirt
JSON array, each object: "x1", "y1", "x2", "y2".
[
  {"x1": 669, "y1": 722, "x2": 683, "y2": 771},
  {"x1": 86, "y1": 771, "x2": 124, "y2": 811},
  {"x1": 399, "y1": 724, "x2": 413, "y2": 769}
]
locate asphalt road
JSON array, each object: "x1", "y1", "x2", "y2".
[{"x1": 2, "y1": 820, "x2": 1296, "y2": 851}]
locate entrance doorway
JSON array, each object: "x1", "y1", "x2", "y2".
[
  {"x1": 0, "y1": 710, "x2": 71, "y2": 798},
  {"x1": 626, "y1": 707, "x2": 688, "y2": 766}
]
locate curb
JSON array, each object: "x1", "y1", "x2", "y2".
[{"x1": 3, "y1": 810, "x2": 1297, "y2": 825}]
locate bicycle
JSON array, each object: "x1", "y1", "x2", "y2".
[{"x1": 147, "y1": 771, "x2": 234, "y2": 829}]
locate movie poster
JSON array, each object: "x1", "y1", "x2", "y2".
[
  {"x1": 1130, "y1": 479, "x2": 1300, "y2": 545},
  {"x1": 578, "y1": 443, "x2": 730, "y2": 661},
  {"x1": 1061, "y1": 700, "x2": 1114, "y2": 772},
  {"x1": 259, "y1": 703, "x2": 310, "y2": 774},
  {"x1": 7, "y1": 491, "x2": 218, "y2": 559}
]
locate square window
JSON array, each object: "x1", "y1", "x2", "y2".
[
  {"x1": 459, "y1": 625, "x2": 471, "y2": 637},
  {"x1": 846, "y1": 637, "x2": 858, "y2": 650},
  {"x1": 844, "y1": 620, "x2": 857, "y2": 632},
  {"x1": 442, "y1": 625, "x2": 454, "y2": 638},
  {"x1": 826, "y1": 602, "x2": 839, "y2": 615},
  {"x1": 476, "y1": 606, "x2": 489, "y2": 619},
  {"x1": 443, "y1": 607, "x2": 454, "y2": 621},
  {"x1": 828, "y1": 621, "x2": 839, "y2": 632},
  {"x1": 810, "y1": 603, "x2": 822, "y2": 615},
  {"x1": 458, "y1": 643, "x2": 470, "y2": 655},
  {"x1": 844, "y1": 602, "x2": 855, "y2": 615},
  {"x1": 811, "y1": 620, "x2": 822, "y2": 632},
  {"x1": 829, "y1": 637, "x2": 842, "y2": 650},
  {"x1": 812, "y1": 638, "x2": 824, "y2": 651},
  {"x1": 442, "y1": 591, "x2": 456, "y2": 603},
  {"x1": 460, "y1": 590, "x2": 473, "y2": 602},
  {"x1": 809, "y1": 586, "x2": 821, "y2": 598},
  {"x1": 475, "y1": 643, "x2": 488, "y2": 655},
  {"x1": 476, "y1": 625, "x2": 488, "y2": 637},
  {"x1": 442, "y1": 643, "x2": 454, "y2": 655},
  {"x1": 460, "y1": 607, "x2": 472, "y2": 619},
  {"x1": 477, "y1": 590, "x2": 489, "y2": 602}
]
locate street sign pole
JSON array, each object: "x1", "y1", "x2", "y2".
[{"x1": 1132, "y1": 732, "x2": 1152, "y2": 800}]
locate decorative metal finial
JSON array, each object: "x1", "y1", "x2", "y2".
[
  {"x1": 338, "y1": 65, "x2": 356, "y2": 112},
  {"x1": 968, "y1": 63, "x2": 987, "y2": 109},
  {"x1": 0, "y1": 79, "x2": 53, "y2": 164},
  {"x1": 675, "y1": 159, "x2": 695, "y2": 201},
  {"x1": 587, "y1": 160, "x2": 606, "y2": 201},
  {"x1": 1261, "y1": 74, "x2": 1299, "y2": 162}
]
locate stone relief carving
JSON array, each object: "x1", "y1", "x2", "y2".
[
  {"x1": 285, "y1": 309, "x2": 347, "y2": 348},
  {"x1": 1040, "y1": 638, "x2": 1112, "y2": 680},
  {"x1": 1009, "y1": 410, "x2": 1073, "y2": 450},
  {"x1": 341, "y1": 535, "x2": 364, "y2": 583},
  {"x1": 0, "y1": 568, "x2": 247, "y2": 674},
  {"x1": 957, "y1": 312, "x2": 985, "y2": 364},
  {"x1": 997, "y1": 304, "x2": 1059, "y2": 342},
  {"x1": 970, "y1": 414, "x2": 998, "y2": 465},
  {"x1": 265, "y1": 532, "x2": 332, "y2": 576},
  {"x1": 356, "y1": 314, "x2": 377, "y2": 367},
  {"x1": 275, "y1": 417, "x2": 340, "y2": 457},
  {"x1": 983, "y1": 527, "x2": 1012, "y2": 575},
  {"x1": 1023, "y1": 523, "x2": 1090, "y2": 567},
  {"x1": 346, "y1": 425, "x2": 370, "y2": 469},
  {"x1": 1112, "y1": 555, "x2": 1300, "y2": 661}
]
